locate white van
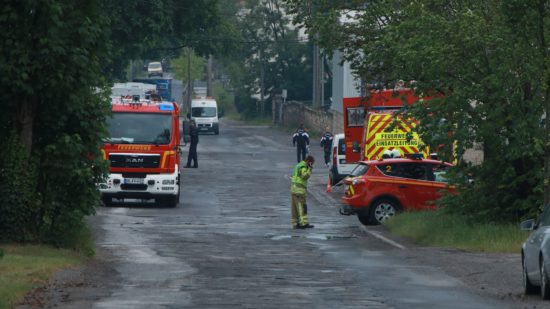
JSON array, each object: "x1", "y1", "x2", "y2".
[
  {"x1": 328, "y1": 133, "x2": 357, "y2": 185},
  {"x1": 147, "y1": 61, "x2": 163, "y2": 77},
  {"x1": 190, "y1": 97, "x2": 219, "y2": 134}
]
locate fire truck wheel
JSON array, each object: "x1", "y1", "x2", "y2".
[
  {"x1": 102, "y1": 197, "x2": 113, "y2": 207},
  {"x1": 157, "y1": 195, "x2": 179, "y2": 208},
  {"x1": 369, "y1": 198, "x2": 400, "y2": 225}
]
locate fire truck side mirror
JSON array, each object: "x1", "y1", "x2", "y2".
[{"x1": 352, "y1": 141, "x2": 360, "y2": 153}]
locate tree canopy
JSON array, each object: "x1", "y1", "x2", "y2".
[
  {"x1": 216, "y1": 0, "x2": 313, "y2": 118},
  {"x1": 285, "y1": 0, "x2": 550, "y2": 222}
]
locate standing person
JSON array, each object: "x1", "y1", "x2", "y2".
[
  {"x1": 185, "y1": 120, "x2": 199, "y2": 168},
  {"x1": 320, "y1": 126, "x2": 333, "y2": 166},
  {"x1": 292, "y1": 124, "x2": 309, "y2": 163},
  {"x1": 290, "y1": 155, "x2": 315, "y2": 229}
]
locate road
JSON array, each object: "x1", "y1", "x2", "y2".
[{"x1": 21, "y1": 119, "x2": 519, "y2": 309}]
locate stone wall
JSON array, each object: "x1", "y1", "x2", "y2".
[{"x1": 282, "y1": 101, "x2": 338, "y2": 134}]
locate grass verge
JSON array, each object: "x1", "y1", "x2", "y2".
[
  {"x1": 0, "y1": 225, "x2": 94, "y2": 309},
  {"x1": 385, "y1": 211, "x2": 529, "y2": 253}
]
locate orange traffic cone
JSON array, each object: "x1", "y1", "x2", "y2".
[{"x1": 326, "y1": 178, "x2": 332, "y2": 193}]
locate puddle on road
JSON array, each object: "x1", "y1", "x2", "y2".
[{"x1": 267, "y1": 234, "x2": 356, "y2": 241}]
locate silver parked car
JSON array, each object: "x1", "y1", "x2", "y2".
[{"x1": 521, "y1": 204, "x2": 550, "y2": 299}]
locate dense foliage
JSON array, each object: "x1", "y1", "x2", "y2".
[
  {"x1": 0, "y1": 0, "x2": 223, "y2": 245},
  {"x1": 0, "y1": 0, "x2": 111, "y2": 244},
  {"x1": 214, "y1": 0, "x2": 313, "y2": 118},
  {"x1": 285, "y1": 0, "x2": 550, "y2": 222},
  {"x1": 103, "y1": 0, "x2": 221, "y2": 80},
  {"x1": 172, "y1": 49, "x2": 206, "y2": 85}
]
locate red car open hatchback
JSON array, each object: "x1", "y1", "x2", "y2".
[{"x1": 340, "y1": 158, "x2": 454, "y2": 225}]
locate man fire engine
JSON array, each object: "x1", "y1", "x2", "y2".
[{"x1": 99, "y1": 95, "x2": 182, "y2": 207}]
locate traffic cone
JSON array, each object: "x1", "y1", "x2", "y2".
[{"x1": 326, "y1": 178, "x2": 332, "y2": 193}]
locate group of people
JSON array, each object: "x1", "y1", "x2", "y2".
[
  {"x1": 290, "y1": 124, "x2": 334, "y2": 230},
  {"x1": 292, "y1": 124, "x2": 333, "y2": 165}
]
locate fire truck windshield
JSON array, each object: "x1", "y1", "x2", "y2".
[{"x1": 105, "y1": 112, "x2": 172, "y2": 145}]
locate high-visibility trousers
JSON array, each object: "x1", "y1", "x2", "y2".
[{"x1": 291, "y1": 193, "x2": 309, "y2": 226}]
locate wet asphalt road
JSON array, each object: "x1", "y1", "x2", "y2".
[{"x1": 48, "y1": 119, "x2": 511, "y2": 309}]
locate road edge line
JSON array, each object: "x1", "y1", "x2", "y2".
[{"x1": 359, "y1": 225, "x2": 406, "y2": 250}]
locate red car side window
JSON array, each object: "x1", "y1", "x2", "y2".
[
  {"x1": 392, "y1": 163, "x2": 429, "y2": 180},
  {"x1": 377, "y1": 164, "x2": 395, "y2": 176}
]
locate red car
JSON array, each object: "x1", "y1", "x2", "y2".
[{"x1": 340, "y1": 158, "x2": 454, "y2": 225}]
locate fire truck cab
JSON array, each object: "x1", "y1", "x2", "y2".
[{"x1": 99, "y1": 97, "x2": 182, "y2": 207}]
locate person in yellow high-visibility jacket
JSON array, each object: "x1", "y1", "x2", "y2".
[{"x1": 291, "y1": 155, "x2": 315, "y2": 229}]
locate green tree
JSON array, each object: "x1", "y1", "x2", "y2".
[
  {"x1": 102, "y1": 0, "x2": 222, "y2": 80},
  {"x1": 232, "y1": 0, "x2": 312, "y2": 117},
  {"x1": 172, "y1": 49, "x2": 206, "y2": 85},
  {"x1": 212, "y1": 83, "x2": 235, "y2": 115},
  {"x1": 0, "y1": 0, "x2": 111, "y2": 243}
]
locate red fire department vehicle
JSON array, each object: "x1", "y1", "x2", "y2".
[
  {"x1": 340, "y1": 88, "x2": 455, "y2": 225},
  {"x1": 99, "y1": 96, "x2": 181, "y2": 207},
  {"x1": 343, "y1": 88, "x2": 430, "y2": 164}
]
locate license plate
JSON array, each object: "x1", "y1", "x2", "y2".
[
  {"x1": 199, "y1": 127, "x2": 208, "y2": 131},
  {"x1": 124, "y1": 178, "x2": 144, "y2": 184}
]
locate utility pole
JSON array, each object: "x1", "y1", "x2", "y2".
[
  {"x1": 280, "y1": 89, "x2": 287, "y2": 124},
  {"x1": 207, "y1": 55, "x2": 213, "y2": 97},
  {"x1": 320, "y1": 54, "x2": 324, "y2": 109},
  {"x1": 312, "y1": 40, "x2": 319, "y2": 108},
  {"x1": 260, "y1": 47, "x2": 265, "y2": 116},
  {"x1": 311, "y1": 1, "x2": 322, "y2": 109},
  {"x1": 312, "y1": 38, "x2": 323, "y2": 108},
  {"x1": 187, "y1": 47, "x2": 192, "y2": 114}
]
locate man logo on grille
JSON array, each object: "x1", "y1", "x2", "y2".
[{"x1": 126, "y1": 156, "x2": 144, "y2": 164}]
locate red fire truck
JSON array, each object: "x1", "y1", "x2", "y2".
[
  {"x1": 99, "y1": 97, "x2": 182, "y2": 207},
  {"x1": 343, "y1": 88, "x2": 430, "y2": 164}
]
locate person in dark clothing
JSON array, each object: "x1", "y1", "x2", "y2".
[
  {"x1": 320, "y1": 126, "x2": 333, "y2": 166},
  {"x1": 185, "y1": 120, "x2": 199, "y2": 168},
  {"x1": 292, "y1": 124, "x2": 310, "y2": 163}
]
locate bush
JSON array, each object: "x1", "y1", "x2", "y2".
[
  {"x1": 440, "y1": 152, "x2": 543, "y2": 224},
  {"x1": 212, "y1": 83, "x2": 236, "y2": 115},
  {"x1": 0, "y1": 132, "x2": 39, "y2": 242}
]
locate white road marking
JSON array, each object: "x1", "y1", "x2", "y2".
[
  {"x1": 110, "y1": 207, "x2": 129, "y2": 215},
  {"x1": 359, "y1": 225, "x2": 407, "y2": 250}
]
